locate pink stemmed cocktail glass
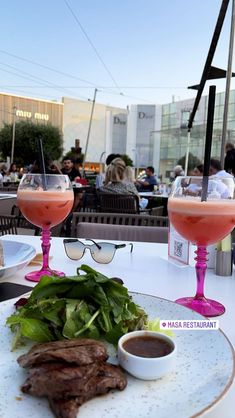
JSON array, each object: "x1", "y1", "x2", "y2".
[
  {"x1": 168, "y1": 175, "x2": 235, "y2": 317},
  {"x1": 17, "y1": 174, "x2": 74, "y2": 282}
]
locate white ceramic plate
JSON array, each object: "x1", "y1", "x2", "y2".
[
  {"x1": 0, "y1": 293, "x2": 234, "y2": 418},
  {"x1": 0, "y1": 240, "x2": 36, "y2": 280}
]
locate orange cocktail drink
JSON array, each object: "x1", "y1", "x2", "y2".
[
  {"x1": 17, "y1": 189, "x2": 74, "y2": 229},
  {"x1": 168, "y1": 197, "x2": 235, "y2": 246},
  {"x1": 17, "y1": 173, "x2": 74, "y2": 282},
  {"x1": 168, "y1": 175, "x2": 235, "y2": 317}
]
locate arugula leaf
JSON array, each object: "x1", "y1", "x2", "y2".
[
  {"x1": 39, "y1": 299, "x2": 65, "y2": 326},
  {"x1": 6, "y1": 316, "x2": 54, "y2": 349},
  {"x1": 6, "y1": 265, "x2": 148, "y2": 348},
  {"x1": 105, "y1": 322, "x2": 129, "y2": 345},
  {"x1": 63, "y1": 300, "x2": 90, "y2": 338}
]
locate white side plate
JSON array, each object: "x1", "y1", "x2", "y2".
[{"x1": 0, "y1": 240, "x2": 36, "y2": 280}]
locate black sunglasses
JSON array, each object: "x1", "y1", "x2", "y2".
[{"x1": 63, "y1": 239, "x2": 133, "y2": 264}]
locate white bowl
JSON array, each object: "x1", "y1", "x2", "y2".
[
  {"x1": 118, "y1": 330, "x2": 176, "y2": 380},
  {"x1": 0, "y1": 240, "x2": 36, "y2": 280}
]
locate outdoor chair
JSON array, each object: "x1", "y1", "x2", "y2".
[
  {"x1": 0, "y1": 215, "x2": 18, "y2": 235},
  {"x1": 71, "y1": 211, "x2": 169, "y2": 238},
  {"x1": 82, "y1": 188, "x2": 99, "y2": 212},
  {"x1": 71, "y1": 211, "x2": 168, "y2": 236},
  {"x1": 11, "y1": 205, "x2": 40, "y2": 236},
  {"x1": 0, "y1": 197, "x2": 17, "y2": 215},
  {"x1": 98, "y1": 193, "x2": 140, "y2": 214},
  {"x1": 150, "y1": 206, "x2": 164, "y2": 216},
  {"x1": 76, "y1": 222, "x2": 168, "y2": 243},
  {"x1": 1, "y1": 184, "x2": 19, "y2": 192}
]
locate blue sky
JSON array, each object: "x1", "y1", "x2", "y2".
[{"x1": 0, "y1": 0, "x2": 234, "y2": 108}]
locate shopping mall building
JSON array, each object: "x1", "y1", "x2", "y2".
[{"x1": 1, "y1": 90, "x2": 235, "y2": 179}]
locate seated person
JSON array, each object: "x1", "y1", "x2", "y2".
[
  {"x1": 173, "y1": 165, "x2": 185, "y2": 178},
  {"x1": 224, "y1": 142, "x2": 235, "y2": 175},
  {"x1": 123, "y1": 166, "x2": 148, "y2": 209},
  {"x1": 135, "y1": 166, "x2": 157, "y2": 191},
  {"x1": 95, "y1": 153, "x2": 121, "y2": 189},
  {"x1": 186, "y1": 164, "x2": 204, "y2": 195},
  {"x1": 0, "y1": 163, "x2": 7, "y2": 177},
  {"x1": 61, "y1": 157, "x2": 81, "y2": 182},
  {"x1": 209, "y1": 158, "x2": 234, "y2": 178},
  {"x1": 100, "y1": 158, "x2": 139, "y2": 196},
  {"x1": 192, "y1": 164, "x2": 204, "y2": 176},
  {"x1": 61, "y1": 157, "x2": 82, "y2": 212},
  {"x1": 100, "y1": 158, "x2": 147, "y2": 211},
  {"x1": 7, "y1": 162, "x2": 19, "y2": 180},
  {"x1": 209, "y1": 159, "x2": 233, "y2": 198},
  {"x1": 184, "y1": 160, "x2": 232, "y2": 198}
]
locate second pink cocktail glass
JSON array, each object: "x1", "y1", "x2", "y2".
[
  {"x1": 17, "y1": 174, "x2": 74, "y2": 282},
  {"x1": 168, "y1": 175, "x2": 235, "y2": 317}
]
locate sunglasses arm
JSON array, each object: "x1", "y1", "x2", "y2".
[
  {"x1": 63, "y1": 239, "x2": 78, "y2": 244},
  {"x1": 85, "y1": 239, "x2": 102, "y2": 250},
  {"x1": 115, "y1": 243, "x2": 134, "y2": 253}
]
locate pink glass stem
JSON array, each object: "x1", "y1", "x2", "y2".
[
  {"x1": 175, "y1": 244, "x2": 225, "y2": 317},
  {"x1": 194, "y1": 245, "x2": 208, "y2": 300},
  {"x1": 24, "y1": 228, "x2": 65, "y2": 282},
  {"x1": 41, "y1": 228, "x2": 51, "y2": 271}
]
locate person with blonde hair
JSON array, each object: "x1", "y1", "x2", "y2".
[
  {"x1": 123, "y1": 166, "x2": 148, "y2": 209},
  {"x1": 123, "y1": 166, "x2": 135, "y2": 183},
  {"x1": 100, "y1": 159, "x2": 148, "y2": 209},
  {"x1": 101, "y1": 158, "x2": 139, "y2": 196}
]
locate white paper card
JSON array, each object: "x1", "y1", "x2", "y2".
[{"x1": 168, "y1": 223, "x2": 190, "y2": 265}]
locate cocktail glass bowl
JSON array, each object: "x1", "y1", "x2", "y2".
[
  {"x1": 17, "y1": 173, "x2": 74, "y2": 282},
  {"x1": 168, "y1": 175, "x2": 235, "y2": 317}
]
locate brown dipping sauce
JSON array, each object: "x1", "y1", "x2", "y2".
[{"x1": 122, "y1": 335, "x2": 173, "y2": 358}]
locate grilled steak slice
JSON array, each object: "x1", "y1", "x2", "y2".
[
  {"x1": 48, "y1": 364, "x2": 127, "y2": 418},
  {"x1": 21, "y1": 362, "x2": 100, "y2": 398},
  {"x1": 21, "y1": 362, "x2": 127, "y2": 399},
  {"x1": 49, "y1": 397, "x2": 80, "y2": 418},
  {"x1": 18, "y1": 339, "x2": 127, "y2": 418},
  {"x1": 18, "y1": 338, "x2": 108, "y2": 368}
]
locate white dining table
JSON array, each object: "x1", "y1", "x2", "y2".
[
  {"x1": 0, "y1": 193, "x2": 17, "y2": 200},
  {"x1": 139, "y1": 191, "x2": 169, "y2": 198},
  {"x1": 0, "y1": 234, "x2": 235, "y2": 418}
]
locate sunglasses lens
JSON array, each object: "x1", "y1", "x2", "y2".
[
  {"x1": 91, "y1": 243, "x2": 115, "y2": 264},
  {"x1": 64, "y1": 241, "x2": 85, "y2": 260}
]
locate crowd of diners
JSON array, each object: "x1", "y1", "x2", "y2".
[{"x1": 1, "y1": 141, "x2": 235, "y2": 208}]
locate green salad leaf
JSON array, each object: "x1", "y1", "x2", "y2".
[{"x1": 6, "y1": 265, "x2": 148, "y2": 349}]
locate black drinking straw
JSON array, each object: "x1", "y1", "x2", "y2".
[
  {"x1": 37, "y1": 137, "x2": 47, "y2": 190},
  {"x1": 201, "y1": 85, "x2": 216, "y2": 202}
]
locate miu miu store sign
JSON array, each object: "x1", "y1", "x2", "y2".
[{"x1": 16, "y1": 109, "x2": 49, "y2": 121}]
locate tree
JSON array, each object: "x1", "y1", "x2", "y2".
[
  {"x1": 121, "y1": 154, "x2": 133, "y2": 167},
  {"x1": 0, "y1": 121, "x2": 63, "y2": 166},
  {"x1": 64, "y1": 147, "x2": 84, "y2": 164},
  {"x1": 177, "y1": 152, "x2": 201, "y2": 172}
]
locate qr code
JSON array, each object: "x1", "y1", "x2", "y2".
[{"x1": 174, "y1": 240, "x2": 183, "y2": 258}]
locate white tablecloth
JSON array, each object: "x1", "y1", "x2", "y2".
[{"x1": 1, "y1": 234, "x2": 235, "y2": 418}]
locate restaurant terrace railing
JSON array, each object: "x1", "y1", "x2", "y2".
[{"x1": 71, "y1": 212, "x2": 169, "y2": 237}]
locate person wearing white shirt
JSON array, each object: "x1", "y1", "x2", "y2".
[
  {"x1": 209, "y1": 159, "x2": 234, "y2": 198},
  {"x1": 209, "y1": 158, "x2": 234, "y2": 178}
]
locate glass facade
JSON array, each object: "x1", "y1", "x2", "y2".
[{"x1": 157, "y1": 90, "x2": 235, "y2": 180}]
